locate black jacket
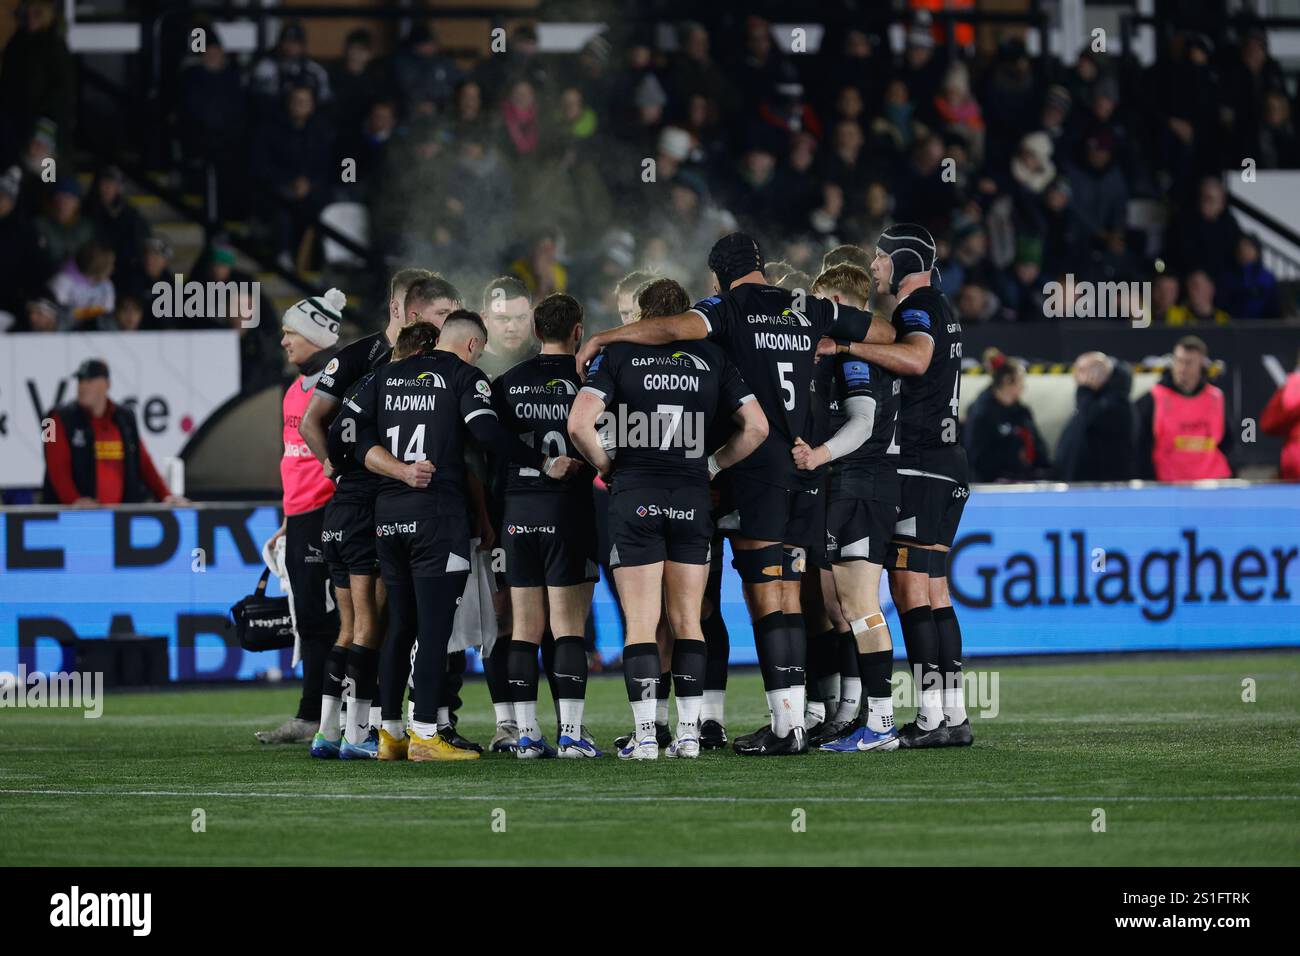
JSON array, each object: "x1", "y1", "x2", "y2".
[
  {"x1": 964, "y1": 388, "x2": 1052, "y2": 482},
  {"x1": 1055, "y1": 360, "x2": 1135, "y2": 482}
]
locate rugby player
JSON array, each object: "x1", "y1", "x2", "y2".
[
  {"x1": 301, "y1": 267, "x2": 432, "y2": 759},
  {"x1": 576, "y1": 233, "x2": 894, "y2": 756},
  {"x1": 255, "y1": 290, "x2": 343, "y2": 745},
  {"x1": 801, "y1": 264, "x2": 902, "y2": 752},
  {"x1": 478, "y1": 276, "x2": 539, "y2": 380},
  {"x1": 615, "y1": 270, "x2": 659, "y2": 325},
  {"x1": 820, "y1": 225, "x2": 973, "y2": 748},
  {"x1": 570, "y1": 277, "x2": 768, "y2": 760},
  {"x1": 493, "y1": 293, "x2": 601, "y2": 758},
  {"x1": 348, "y1": 311, "x2": 581, "y2": 761}
]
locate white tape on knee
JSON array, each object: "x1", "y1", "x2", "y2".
[{"x1": 849, "y1": 613, "x2": 887, "y2": 636}]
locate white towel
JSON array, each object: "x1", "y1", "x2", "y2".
[{"x1": 261, "y1": 535, "x2": 301, "y2": 668}]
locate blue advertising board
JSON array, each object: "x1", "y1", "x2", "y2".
[{"x1": 2, "y1": 483, "x2": 1297, "y2": 680}]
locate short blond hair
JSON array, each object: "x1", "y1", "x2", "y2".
[{"x1": 811, "y1": 263, "x2": 872, "y2": 308}]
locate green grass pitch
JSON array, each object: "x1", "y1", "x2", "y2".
[{"x1": 2, "y1": 652, "x2": 1297, "y2": 866}]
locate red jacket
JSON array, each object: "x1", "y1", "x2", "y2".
[
  {"x1": 1260, "y1": 371, "x2": 1300, "y2": 480},
  {"x1": 43, "y1": 400, "x2": 172, "y2": 504}
]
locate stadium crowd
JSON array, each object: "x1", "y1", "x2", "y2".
[{"x1": 3, "y1": 4, "x2": 1300, "y2": 352}]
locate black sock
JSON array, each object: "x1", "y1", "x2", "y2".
[
  {"x1": 295, "y1": 637, "x2": 329, "y2": 721},
  {"x1": 858, "y1": 649, "x2": 894, "y2": 701},
  {"x1": 807, "y1": 627, "x2": 839, "y2": 702},
  {"x1": 345, "y1": 644, "x2": 379, "y2": 704},
  {"x1": 671, "y1": 638, "x2": 706, "y2": 707},
  {"x1": 483, "y1": 643, "x2": 510, "y2": 708},
  {"x1": 507, "y1": 639, "x2": 539, "y2": 704},
  {"x1": 898, "y1": 605, "x2": 942, "y2": 701},
  {"x1": 754, "y1": 611, "x2": 788, "y2": 691},
  {"x1": 702, "y1": 607, "x2": 729, "y2": 692},
  {"x1": 379, "y1": 572, "x2": 417, "y2": 721},
  {"x1": 784, "y1": 612, "x2": 807, "y2": 693},
  {"x1": 933, "y1": 605, "x2": 963, "y2": 692},
  {"x1": 837, "y1": 630, "x2": 858, "y2": 682},
  {"x1": 552, "y1": 635, "x2": 588, "y2": 703},
  {"x1": 441, "y1": 649, "x2": 467, "y2": 724},
  {"x1": 324, "y1": 643, "x2": 348, "y2": 700},
  {"x1": 540, "y1": 630, "x2": 559, "y2": 726},
  {"x1": 410, "y1": 573, "x2": 467, "y2": 726},
  {"x1": 656, "y1": 669, "x2": 671, "y2": 725},
  {"x1": 623, "y1": 642, "x2": 661, "y2": 706}
]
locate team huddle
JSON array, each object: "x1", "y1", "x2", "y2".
[{"x1": 287, "y1": 224, "x2": 973, "y2": 761}]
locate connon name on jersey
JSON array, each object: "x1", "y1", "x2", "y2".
[{"x1": 385, "y1": 394, "x2": 436, "y2": 411}]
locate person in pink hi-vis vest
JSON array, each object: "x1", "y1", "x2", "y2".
[
  {"x1": 254, "y1": 289, "x2": 345, "y2": 745},
  {"x1": 1261, "y1": 349, "x2": 1300, "y2": 480},
  {"x1": 1135, "y1": 336, "x2": 1234, "y2": 482}
]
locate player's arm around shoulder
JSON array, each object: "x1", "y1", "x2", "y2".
[{"x1": 576, "y1": 311, "x2": 708, "y2": 378}]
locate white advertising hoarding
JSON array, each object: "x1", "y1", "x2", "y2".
[{"x1": 0, "y1": 331, "x2": 241, "y2": 487}]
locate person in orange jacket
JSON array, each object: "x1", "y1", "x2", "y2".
[{"x1": 1260, "y1": 349, "x2": 1300, "y2": 480}]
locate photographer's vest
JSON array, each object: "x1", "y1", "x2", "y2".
[
  {"x1": 1150, "y1": 382, "x2": 1231, "y2": 482},
  {"x1": 43, "y1": 401, "x2": 148, "y2": 503}
]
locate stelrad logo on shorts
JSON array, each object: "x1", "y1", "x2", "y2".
[
  {"x1": 507, "y1": 524, "x2": 555, "y2": 534},
  {"x1": 376, "y1": 521, "x2": 418, "y2": 537},
  {"x1": 636, "y1": 504, "x2": 695, "y2": 520}
]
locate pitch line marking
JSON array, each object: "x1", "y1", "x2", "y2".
[{"x1": 1, "y1": 788, "x2": 1297, "y2": 805}]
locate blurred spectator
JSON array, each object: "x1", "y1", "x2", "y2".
[
  {"x1": 1221, "y1": 27, "x2": 1286, "y2": 151},
  {"x1": 510, "y1": 230, "x2": 566, "y2": 297},
  {"x1": 1147, "y1": 271, "x2": 1181, "y2": 325},
  {"x1": 86, "y1": 293, "x2": 144, "y2": 333},
  {"x1": 1166, "y1": 270, "x2": 1230, "y2": 325},
  {"x1": 250, "y1": 21, "x2": 330, "y2": 118},
  {"x1": 19, "y1": 296, "x2": 62, "y2": 333},
  {"x1": 1166, "y1": 177, "x2": 1241, "y2": 279},
  {"x1": 0, "y1": 0, "x2": 74, "y2": 158},
  {"x1": 84, "y1": 166, "x2": 148, "y2": 279},
  {"x1": 669, "y1": 21, "x2": 737, "y2": 125},
  {"x1": 35, "y1": 178, "x2": 93, "y2": 267},
  {"x1": 119, "y1": 235, "x2": 174, "y2": 324},
  {"x1": 1066, "y1": 129, "x2": 1128, "y2": 260},
  {"x1": 392, "y1": 23, "x2": 463, "y2": 120},
  {"x1": 901, "y1": 19, "x2": 945, "y2": 108},
  {"x1": 1040, "y1": 176, "x2": 1087, "y2": 278},
  {"x1": 42, "y1": 358, "x2": 186, "y2": 506},
  {"x1": 330, "y1": 29, "x2": 385, "y2": 142},
  {"x1": 931, "y1": 63, "x2": 984, "y2": 163},
  {"x1": 0, "y1": 167, "x2": 48, "y2": 322},
  {"x1": 965, "y1": 349, "x2": 1051, "y2": 481},
  {"x1": 250, "y1": 85, "x2": 334, "y2": 270},
  {"x1": 177, "y1": 26, "x2": 247, "y2": 219},
  {"x1": 472, "y1": 24, "x2": 548, "y2": 105},
  {"x1": 1135, "y1": 336, "x2": 1233, "y2": 481},
  {"x1": 1260, "y1": 350, "x2": 1300, "y2": 480},
  {"x1": 1256, "y1": 91, "x2": 1300, "y2": 169},
  {"x1": 500, "y1": 79, "x2": 542, "y2": 159},
  {"x1": 979, "y1": 39, "x2": 1037, "y2": 171},
  {"x1": 870, "y1": 79, "x2": 923, "y2": 158},
  {"x1": 49, "y1": 238, "x2": 115, "y2": 326},
  {"x1": 1055, "y1": 352, "x2": 1135, "y2": 481},
  {"x1": 1215, "y1": 234, "x2": 1279, "y2": 319},
  {"x1": 995, "y1": 236, "x2": 1047, "y2": 322},
  {"x1": 956, "y1": 281, "x2": 1007, "y2": 323}
]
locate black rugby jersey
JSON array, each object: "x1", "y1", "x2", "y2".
[{"x1": 582, "y1": 340, "x2": 753, "y2": 491}]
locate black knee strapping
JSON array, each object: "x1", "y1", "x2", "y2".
[
  {"x1": 886, "y1": 541, "x2": 938, "y2": 574},
  {"x1": 731, "y1": 543, "x2": 784, "y2": 584}
]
